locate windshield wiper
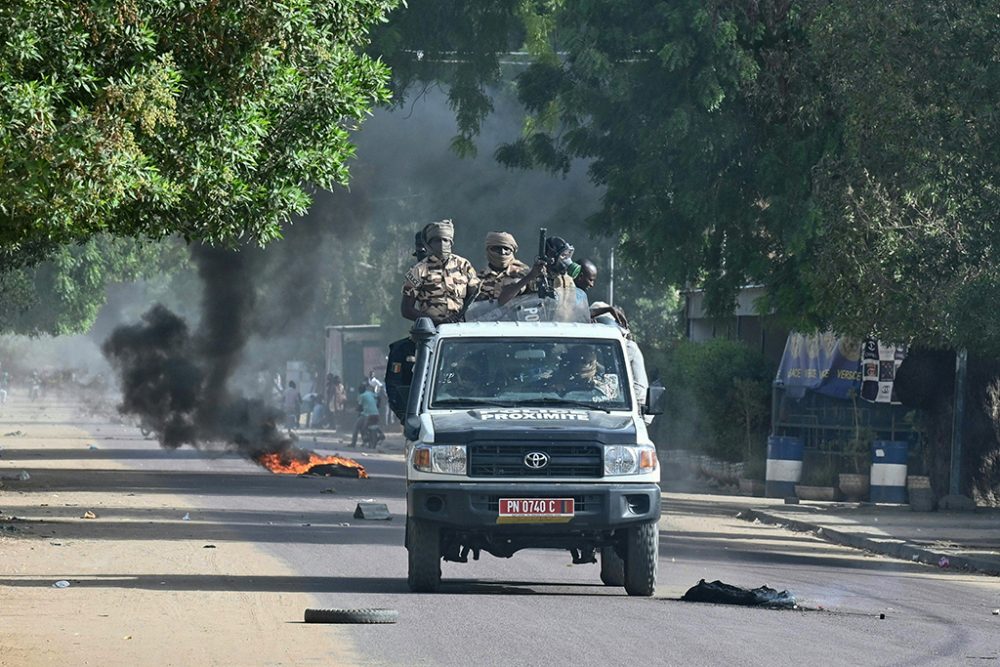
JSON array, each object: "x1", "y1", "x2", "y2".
[
  {"x1": 515, "y1": 397, "x2": 612, "y2": 413},
  {"x1": 432, "y1": 398, "x2": 516, "y2": 408}
]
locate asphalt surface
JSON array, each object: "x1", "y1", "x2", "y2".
[{"x1": 7, "y1": 420, "x2": 1000, "y2": 666}]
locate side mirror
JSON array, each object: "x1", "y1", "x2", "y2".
[{"x1": 643, "y1": 384, "x2": 666, "y2": 416}]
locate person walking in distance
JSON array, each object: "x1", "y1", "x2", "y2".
[
  {"x1": 283, "y1": 380, "x2": 301, "y2": 430},
  {"x1": 351, "y1": 382, "x2": 381, "y2": 447}
]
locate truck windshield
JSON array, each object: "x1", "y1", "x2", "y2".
[{"x1": 430, "y1": 338, "x2": 632, "y2": 411}]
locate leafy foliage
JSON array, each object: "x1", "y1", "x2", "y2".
[
  {"x1": 370, "y1": 0, "x2": 525, "y2": 156},
  {"x1": 651, "y1": 338, "x2": 773, "y2": 462},
  {"x1": 0, "y1": 0, "x2": 397, "y2": 263},
  {"x1": 496, "y1": 0, "x2": 1000, "y2": 354},
  {"x1": 0, "y1": 235, "x2": 184, "y2": 335}
]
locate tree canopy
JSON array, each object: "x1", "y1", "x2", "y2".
[
  {"x1": 0, "y1": 0, "x2": 397, "y2": 266},
  {"x1": 415, "y1": 0, "x2": 998, "y2": 354}
]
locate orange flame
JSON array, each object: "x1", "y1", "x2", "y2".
[{"x1": 256, "y1": 451, "x2": 369, "y2": 478}]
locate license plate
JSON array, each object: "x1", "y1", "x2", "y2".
[{"x1": 497, "y1": 498, "x2": 575, "y2": 524}]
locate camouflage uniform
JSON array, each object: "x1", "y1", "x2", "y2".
[
  {"x1": 402, "y1": 254, "x2": 480, "y2": 322},
  {"x1": 476, "y1": 259, "x2": 530, "y2": 302}
]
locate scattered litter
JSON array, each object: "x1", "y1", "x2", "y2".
[
  {"x1": 203, "y1": 544, "x2": 216, "y2": 549},
  {"x1": 52, "y1": 580, "x2": 71, "y2": 588},
  {"x1": 124, "y1": 635, "x2": 132, "y2": 640},
  {"x1": 911, "y1": 555, "x2": 919, "y2": 561},
  {"x1": 81, "y1": 511, "x2": 97, "y2": 519},
  {"x1": 354, "y1": 502, "x2": 391, "y2": 520},
  {"x1": 4, "y1": 431, "x2": 23, "y2": 437},
  {"x1": 681, "y1": 579, "x2": 796, "y2": 609},
  {"x1": 337, "y1": 522, "x2": 351, "y2": 527},
  {"x1": 303, "y1": 463, "x2": 366, "y2": 478},
  {"x1": 320, "y1": 488, "x2": 337, "y2": 494},
  {"x1": 181, "y1": 513, "x2": 190, "y2": 521},
  {"x1": 0, "y1": 471, "x2": 30, "y2": 481},
  {"x1": 938, "y1": 556, "x2": 950, "y2": 568}
]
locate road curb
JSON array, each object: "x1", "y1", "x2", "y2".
[{"x1": 738, "y1": 508, "x2": 1000, "y2": 576}]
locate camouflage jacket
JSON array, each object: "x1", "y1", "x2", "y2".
[
  {"x1": 402, "y1": 254, "x2": 480, "y2": 321},
  {"x1": 475, "y1": 259, "x2": 530, "y2": 301}
]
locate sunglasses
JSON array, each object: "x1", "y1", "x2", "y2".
[{"x1": 488, "y1": 245, "x2": 514, "y2": 255}]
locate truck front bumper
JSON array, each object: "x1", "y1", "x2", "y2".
[{"x1": 407, "y1": 482, "x2": 661, "y2": 533}]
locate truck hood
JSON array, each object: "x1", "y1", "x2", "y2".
[{"x1": 429, "y1": 408, "x2": 637, "y2": 444}]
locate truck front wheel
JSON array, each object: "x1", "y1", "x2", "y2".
[
  {"x1": 599, "y1": 546, "x2": 625, "y2": 586},
  {"x1": 406, "y1": 518, "x2": 441, "y2": 593},
  {"x1": 624, "y1": 521, "x2": 659, "y2": 597}
]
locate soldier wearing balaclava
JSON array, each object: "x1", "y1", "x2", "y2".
[
  {"x1": 401, "y1": 219, "x2": 480, "y2": 325},
  {"x1": 476, "y1": 231, "x2": 531, "y2": 302}
]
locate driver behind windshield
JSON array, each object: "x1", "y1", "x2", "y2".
[
  {"x1": 441, "y1": 349, "x2": 504, "y2": 398},
  {"x1": 556, "y1": 345, "x2": 619, "y2": 401}
]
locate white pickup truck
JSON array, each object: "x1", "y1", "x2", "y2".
[{"x1": 400, "y1": 316, "x2": 663, "y2": 596}]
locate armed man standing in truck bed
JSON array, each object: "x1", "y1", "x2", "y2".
[
  {"x1": 475, "y1": 231, "x2": 531, "y2": 303},
  {"x1": 400, "y1": 219, "x2": 480, "y2": 326}
]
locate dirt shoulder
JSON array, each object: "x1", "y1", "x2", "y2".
[{"x1": 0, "y1": 394, "x2": 358, "y2": 667}]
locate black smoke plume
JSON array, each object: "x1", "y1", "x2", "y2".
[{"x1": 101, "y1": 245, "x2": 308, "y2": 464}]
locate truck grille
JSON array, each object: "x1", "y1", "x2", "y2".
[{"x1": 468, "y1": 443, "x2": 603, "y2": 478}]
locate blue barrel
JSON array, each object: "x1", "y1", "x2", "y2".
[
  {"x1": 765, "y1": 435, "x2": 804, "y2": 498},
  {"x1": 870, "y1": 440, "x2": 908, "y2": 503}
]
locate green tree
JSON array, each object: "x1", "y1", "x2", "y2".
[
  {"x1": 0, "y1": 0, "x2": 397, "y2": 267},
  {"x1": 371, "y1": 0, "x2": 526, "y2": 156},
  {"x1": 499, "y1": 0, "x2": 1000, "y2": 354},
  {"x1": 0, "y1": 235, "x2": 185, "y2": 335}
]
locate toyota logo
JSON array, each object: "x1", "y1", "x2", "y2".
[{"x1": 524, "y1": 451, "x2": 549, "y2": 469}]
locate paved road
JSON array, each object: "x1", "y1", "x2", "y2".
[{"x1": 7, "y1": 417, "x2": 1000, "y2": 666}]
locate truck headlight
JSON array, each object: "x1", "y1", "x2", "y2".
[
  {"x1": 604, "y1": 445, "x2": 657, "y2": 476},
  {"x1": 413, "y1": 445, "x2": 467, "y2": 475}
]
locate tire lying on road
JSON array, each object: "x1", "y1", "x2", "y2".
[{"x1": 304, "y1": 608, "x2": 399, "y2": 624}]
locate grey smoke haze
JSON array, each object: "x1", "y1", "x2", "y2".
[
  {"x1": 101, "y1": 246, "x2": 316, "y2": 465},
  {"x1": 99, "y1": 86, "x2": 603, "y2": 446},
  {"x1": 237, "y1": 86, "x2": 603, "y2": 373}
]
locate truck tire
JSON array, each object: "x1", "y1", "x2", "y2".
[
  {"x1": 406, "y1": 518, "x2": 441, "y2": 593},
  {"x1": 599, "y1": 546, "x2": 625, "y2": 587},
  {"x1": 624, "y1": 521, "x2": 658, "y2": 597}
]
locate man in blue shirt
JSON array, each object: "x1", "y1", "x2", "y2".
[{"x1": 351, "y1": 383, "x2": 381, "y2": 447}]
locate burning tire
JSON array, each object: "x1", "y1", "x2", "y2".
[
  {"x1": 599, "y1": 546, "x2": 625, "y2": 587},
  {"x1": 624, "y1": 521, "x2": 658, "y2": 597},
  {"x1": 304, "y1": 608, "x2": 398, "y2": 624},
  {"x1": 406, "y1": 518, "x2": 441, "y2": 593}
]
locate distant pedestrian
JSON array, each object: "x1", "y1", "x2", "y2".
[
  {"x1": 351, "y1": 383, "x2": 380, "y2": 447},
  {"x1": 328, "y1": 374, "x2": 346, "y2": 430},
  {"x1": 310, "y1": 396, "x2": 327, "y2": 429},
  {"x1": 284, "y1": 381, "x2": 301, "y2": 429},
  {"x1": 303, "y1": 391, "x2": 320, "y2": 427}
]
